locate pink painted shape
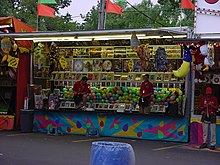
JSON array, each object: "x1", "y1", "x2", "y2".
[
  {"x1": 143, "y1": 121, "x2": 179, "y2": 139},
  {"x1": 83, "y1": 118, "x2": 95, "y2": 128},
  {"x1": 109, "y1": 118, "x2": 122, "y2": 129},
  {"x1": 36, "y1": 114, "x2": 64, "y2": 129},
  {"x1": 198, "y1": 123, "x2": 203, "y2": 145},
  {"x1": 132, "y1": 118, "x2": 137, "y2": 123}
]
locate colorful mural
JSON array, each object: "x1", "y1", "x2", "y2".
[
  {"x1": 190, "y1": 118, "x2": 220, "y2": 147},
  {"x1": 33, "y1": 111, "x2": 189, "y2": 142},
  {"x1": 0, "y1": 115, "x2": 14, "y2": 130}
]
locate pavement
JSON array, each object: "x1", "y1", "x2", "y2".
[{"x1": 0, "y1": 131, "x2": 219, "y2": 165}]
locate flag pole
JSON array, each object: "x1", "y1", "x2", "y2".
[
  {"x1": 36, "y1": 15, "x2": 39, "y2": 31},
  {"x1": 36, "y1": 1, "x2": 39, "y2": 31},
  {"x1": 98, "y1": 0, "x2": 106, "y2": 30},
  {"x1": 180, "y1": 8, "x2": 183, "y2": 29}
]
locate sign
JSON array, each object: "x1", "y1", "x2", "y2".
[
  {"x1": 195, "y1": 0, "x2": 220, "y2": 34},
  {"x1": 59, "y1": 56, "x2": 67, "y2": 69},
  {"x1": 7, "y1": 55, "x2": 19, "y2": 68}
]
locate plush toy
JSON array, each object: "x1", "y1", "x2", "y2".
[
  {"x1": 34, "y1": 42, "x2": 44, "y2": 70},
  {"x1": 11, "y1": 39, "x2": 18, "y2": 57},
  {"x1": 154, "y1": 47, "x2": 168, "y2": 72},
  {"x1": 173, "y1": 45, "x2": 192, "y2": 78},
  {"x1": 200, "y1": 44, "x2": 215, "y2": 71},
  {"x1": 193, "y1": 42, "x2": 215, "y2": 82},
  {"x1": 136, "y1": 44, "x2": 151, "y2": 71},
  {"x1": 194, "y1": 42, "x2": 214, "y2": 71}
]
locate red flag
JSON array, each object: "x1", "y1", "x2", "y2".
[
  {"x1": 180, "y1": 0, "x2": 195, "y2": 10},
  {"x1": 38, "y1": 4, "x2": 55, "y2": 18},
  {"x1": 106, "y1": 0, "x2": 123, "y2": 15}
]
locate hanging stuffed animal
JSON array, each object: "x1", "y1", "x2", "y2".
[
  {"x1": 10, "y1": 39, "x2": 18, "y2": 57},
  {"x1": 34, "y1": 42, "x2": 44, "y2": 70},
  {"x1": 173, "y1": 45, "x2": 192, "y2": 78},
  {"x1": 193, "y1": 42, "x2": 215, "y2": 82},
  {"x1": 154, "y1": 47, "x2": 168, "y2": 72},
  {"x1": 199, "y1": 44, "x2": 215, "y2": 71},
  {"x1": 136, "y1": 44, "x2": 151, "y2": 71}
]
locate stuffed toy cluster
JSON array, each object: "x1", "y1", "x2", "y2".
[{"x1": 154, "y1": 47, "x2": 168, "y2": 72}]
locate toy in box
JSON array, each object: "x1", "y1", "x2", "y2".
[
  {"x1": 123, "y1": 59, "x2": 130, "y2": 72},
  {"x1": 48, "y1": 94, "x2": 59, "y2": 110},
  {"x1": 133, "y1": 59, "x2": 141, "y2": 72},
  {"x1": 93, "y1": 60, "x2": 103, "y2": 71},
  {"x1": 103, "y1": 60, "x2": 113, "y2": 72},
  {"x1": 93, "y1": 73, "x2": 100, "y2": 81},
  {"x1": 74, "y1": 59, "x2": 83, "y2": 72},
  {"x1": 34, "y1": 95, "x2": 43, "y2": 109},
  {"x1": 83, "y1": 59, "x2": 93, "y2": 72},
  {"x1": 113, "y1": 59, "x2": 122, "y2": 72}
]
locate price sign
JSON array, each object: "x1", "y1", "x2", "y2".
[
  {"x1": 59, "y1": 56, "x2": 67, "y2": 69},
  {"x1": 8, "y1": 55, "x2": 19, "y2": 68}
]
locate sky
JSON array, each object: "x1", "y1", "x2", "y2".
[{"x1": 59, "y1": 0, "x2": 157, "y2": 23}]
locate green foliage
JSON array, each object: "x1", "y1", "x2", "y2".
[
  {"x1": 81, "y1": 0, "x2": 194, "y2": 30},
  {"x1": 0, "y1": 0, "x2": 78, "y2": 31},
  {"x1": 0, "y1": 0, "x2": 194, "y2": 31},
  {"x1": 0, "y1": 0, "x2": 15, "y2": 17},
  {"x1": 80, "y1": 6, "x2": 100, "y2": 30}
]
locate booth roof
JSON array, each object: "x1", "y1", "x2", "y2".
[
  {"x1": 0, "y1": 16, "x2": 35, "y2": 49},
  {"x1": 0, "y1": 26, "x2": 191, "y2": 41}
]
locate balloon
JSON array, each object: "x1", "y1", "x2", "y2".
[
  {"x1": 156, "y1": 97, "x2": 162, "y2": 102},
  {"x1": 170, "y1": 96, "x2": 176, "y2": 101},
  {"x1": 178, "y1": 90, "x2": 183, "y2": 96}
]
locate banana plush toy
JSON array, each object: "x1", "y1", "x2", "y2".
[{"x1": 173, "y1": 45, "x2": 192, "y2": 78}]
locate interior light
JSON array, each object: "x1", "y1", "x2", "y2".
[
  {"x1": 14, "y1": 34, "x2": 187, "y2": 42},
  {"x1": 0, "y1": 25, "x2": 12, "y2": 29}
]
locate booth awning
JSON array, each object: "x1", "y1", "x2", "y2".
[
  {"x1": 0, "y1": 26, "x2": 191, "y2": 42},
  {"x1": 0, "y1": 17, "x2": 35, "y2": 49}
]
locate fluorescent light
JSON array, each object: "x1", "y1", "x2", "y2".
[
  {"x1": 0, "y1": 25, "x2": 11, "y2": 28},
  {"x1": 15, "y1": 37, "x2": 92, "y2": 42},
  {"x1": 14, "y1": 34, "x2": 187, "y2": 42}
]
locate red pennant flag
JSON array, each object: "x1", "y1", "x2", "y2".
[
  {"x1": 106, "y1": 0, "x2": 123, "y2": 15},
  {"x1": 180, "y1": 0, "x2": 195, "y2": 10},
  {"x1": 38, "y1": 4, "x2": 55, "y2": 18}
]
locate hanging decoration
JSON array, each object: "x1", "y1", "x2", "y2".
[
  {"x1": 34, "y1": 42, "x2": 44, "y2": 70},
  {"x1": 137, "y1": 44, "x2": 151, "y2": 71},
  {"x1": 154, "y1": 47, "x2": 168, "y2": 72},
  {"x1": 173, "y1": 45, "x2": 192, "y2": 78}
]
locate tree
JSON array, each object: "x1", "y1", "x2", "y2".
[
  {"x1": 0, "y1": 0, "x2": 78, "y2": 31},
  {"x1": 157, "y1": 0, "x2": 194, "y2": 27},
  {"x1": 80, "y1": 6, "x2": 100, "y2": 30},
  {"x1": 0, "y1": 0, "x2": 15, "y2": 17},
  {"x1": 81, "y1": 0, "x2": 194, "y2": 30}
]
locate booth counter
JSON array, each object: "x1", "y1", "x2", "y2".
[{"x1": 33, "y1": 109, "x2": 189, "y2": 142}]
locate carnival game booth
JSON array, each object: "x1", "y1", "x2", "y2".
[
  {"x1": 173, "y1": 38, "x2": 220, "y2": 147},
  {"x1": 6, "y1": 27, "x2": 191, "y2": 142},
  {"x1": 0, "y1": 17, "x2": 35, "y2": 130}
]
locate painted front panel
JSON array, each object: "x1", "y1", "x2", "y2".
[{"x1": 33, "y1": 111, "x2": 189, "y2": 142}]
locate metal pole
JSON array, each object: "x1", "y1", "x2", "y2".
[
  {"x1": 180, "y1": 8, "x2": 183, "y2": 29},
  {"x1": 36, "y1": 15, "x2": 39, "y2": 31},
  {"x1": 30, "y1": 50, "x2": 33, "y2": 85},
  {"x1": 98, "y1": 0, "x2": 106, "y2": 30}
]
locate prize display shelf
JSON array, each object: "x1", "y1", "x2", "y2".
[
  {"x1": 50, "y1": 71, "x2": 184, "y2": 88},
  {"x1": 33, "y1": 45, "x2": 183, "y2": 82},
  {"x1": 33, "y1": 44, "x2": 184, "y2": 114},
  {"x1": 35, "y1": 45, "x2": 184, "y2": 87}
]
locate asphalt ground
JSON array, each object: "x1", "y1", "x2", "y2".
[{"x1": 0, "y1": 131, "x2": 219, "y2": 165}]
